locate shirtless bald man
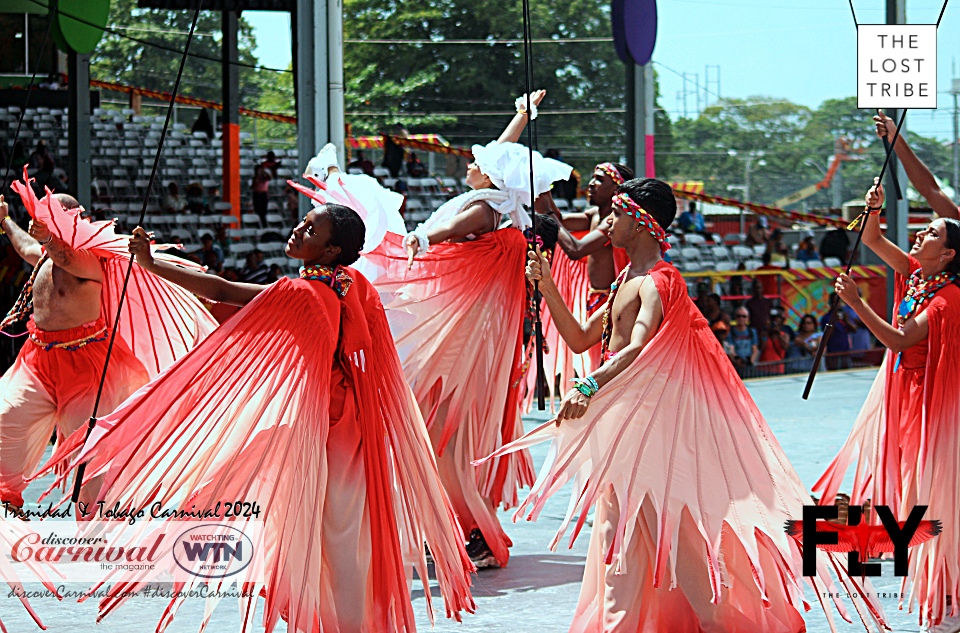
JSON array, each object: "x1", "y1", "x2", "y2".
[{"x1": 0, "y1": 193, "x2": 148, "y2": 516}]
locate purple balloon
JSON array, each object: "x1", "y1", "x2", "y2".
[
  {"x1": 623, "y1": 0, "x2": 657, "y2": 66},
  {"x1": 611, "y1": 0, "x2": 632, "y2": 65}
]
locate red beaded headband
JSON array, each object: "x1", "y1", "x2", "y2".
[
  {"x1": 596, "y1": 162, "x2": 625, "y2": 186},
  {"x1": 612, "y1": 192, "x2": 671, "y2": 254}
]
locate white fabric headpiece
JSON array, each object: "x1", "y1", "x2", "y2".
[
  {"x1": 469, "y1": 140, "x2": 573, "y2": 230},
  {"x1": 295, "y1": 144, "x2": 406, "y2": 254}
]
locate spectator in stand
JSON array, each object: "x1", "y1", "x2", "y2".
[
  {"x1": 252, "y1": 158, "x2": 274, "y2": 226},
  {"x1": 769, "y1": 308, "x2": 795, "y2": 340},
  {"x1": 286, "y1": 185, "x2": 299, "y2": 224},
  {"x1": 198, "y1": 232, "x2": 224, "y2": 269},
  {"x1": 820, "y1": 293, "x2": 856, "y2": 370},
  {"x1": 3, "y1": 141, "x2": 30, "y2": 172},
  {"x1": 191, "y1": 109, "x2": 214, "y2": 140},
  {"x1": 29, "y1": 141, "x2": 54, "y2": 172},
  {"x1": 744, "y1": 216, "x2": 768, "y2": 246},
  {"x1": 765, "y1": 228, "x2": 789, "y2": 266},
  {"x1": 745, "y1": 279, "x2": 772, "y2": 334},
  {"x1": 677, "y1": 201, "x2": 706, "y2": 234},
  {"x1": 162, "y1": 182, "x2": 186, "y2": 214},
  {"x1": 795, "y1": 231, "x2": 819, "y2": 263},
  {"x1": 201, "y1": 249, "x2": 223, "y2": 276},
  {"x1": 33, "y1": 154, "x2": 67, "y2": 198},
  {"x1": 214, "y1": 225, "x2": 230, "y2": 256},
  {"x1": 786, "y1": 313, "x2": 823, "y2": 373},
  {"x1": 730, "y1": 307, "x2": 760, "y2": 374},
  {"x1": 545, "y1": 149, "x2": 579, "y2": 206},
  {"x1": 269, "y1": 263, "x2": 283, "y2": 281},
  {"x1": 261, "y1": 151, "x2": 281, "y2": 177},
  {"x1": 758, "y1": 316, "x2": 790, "y2": 375},
  {"x1": 185, "y1": 182, "x2": 209, "y2": 214},
  {"x1": 701, "y1": 293, "x2": 731, "y2": 328},
  {"x1": 405, "y1": 152, "x2": 428, "y2": 178},
  {"x1": 348, "y1": 151, "x2": 376, "y2": 177},
  {"x1": 819, "y1": 228, "x2": 850, "y2": 263},
  {"x1": 694, "y1": 281, "x2": 710, "y2": 314},
  {"x1": 842, "y1": 286, "x2": 871, "y2": 358},
  {"x1": 712, "y1": 321, "x2": 736, "y2": 363},
  {"x1": 381, "y1": 124, "x2": 407, "y2": 178},
  {"x1": 239, "y1": 250, "x2": 271, "y2": 284},
  {"x1": 728, "y1": 265, "x2": 746, "y2": 299}
]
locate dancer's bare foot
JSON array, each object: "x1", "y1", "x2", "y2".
[{"x1": 2, "y1": 501, "x2": 29, "y2": 521}]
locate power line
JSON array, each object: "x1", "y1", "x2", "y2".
[
  {"x1": 347, "y1": 108, "x2": 626, "y2": 117},
  {"x1": 344, "y1": 37, "x2": 612, "y2": 45},
  {"x1": 24, "y1": 0, "x2": 292, "y2": 74}
]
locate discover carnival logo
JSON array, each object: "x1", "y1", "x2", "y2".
[{"x1": 1, "y1": 519, "x2": 264, "y2": 583}]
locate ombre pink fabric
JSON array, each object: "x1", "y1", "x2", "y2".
[
  {"x1": 364, "y1": 229, "x2": 534, "y2": 567},
  {"x1": 480, "y1": 261, "x2": 886, "y2": 632},
  {"x1": 42, "y1": 273, "x2": 473, "y2": 633},
  {"x1": 815, "y1": 256, "x2": 960, "y2": 628}
]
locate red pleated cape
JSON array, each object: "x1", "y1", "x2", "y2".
[
  {"x1": 40, "y1": 272, "x2": 474, "y2": 633},
  {"x1": 363, "y1": 229, "x2": 535, "y2": 566},
  {"x1": 814, "y1": 258, "x2": 960, "y2": 627},
  {"x1": 480, "y1": 261, "x2": 887, "y2": 632}
]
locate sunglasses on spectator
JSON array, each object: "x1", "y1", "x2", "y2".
[{"x1": 735, "y1": 313, "x2": 749, "y2": 318}]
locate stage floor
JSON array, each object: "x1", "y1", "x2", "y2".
[{"x1": 7, "y1": 368, "x2": 937, "y2": 632}]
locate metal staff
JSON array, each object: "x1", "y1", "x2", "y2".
[
  {"x1": 72, "y1": 0, "x2": 205, "y2": 502},
  {"x1": 802, "y1": 109, "x2": 906, "y2": 400},
  {"x1": 520, "y1": 0, "x2": 546, "y2": 410}
]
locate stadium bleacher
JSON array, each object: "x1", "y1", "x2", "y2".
[{"x1": 0, "y1": 106, "x2": 468, "y2": 274}]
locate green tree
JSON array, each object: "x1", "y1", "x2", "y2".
[
  {"x1": 342, "y1": 0, "x2": 633, "y2": 176},
  {"x1": 89, "y1": 1, "x2": 266, "y2": 109}
]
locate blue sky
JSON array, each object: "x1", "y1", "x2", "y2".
[{"x1": 244, "y1": 1, "x2": 960, "y2": 142}]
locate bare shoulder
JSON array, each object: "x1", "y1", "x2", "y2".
[{"x1": 461, "y1": 199, "x2": 494, "y2": 215}]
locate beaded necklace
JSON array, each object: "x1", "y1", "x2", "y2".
[
  {"x1": 600, "y1": 266, "x2": 631, "y2": 363},
  {"x1": 893, "y1": 268, "x2": 956, "y2": 371},
  {"x1": 897, "y1": 269, "x2": 955, "y2": 326},
  {"x1": 299, "y1": 264, "x2": 353, "y2": 299}
]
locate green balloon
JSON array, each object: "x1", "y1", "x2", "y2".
[{"x1": 52, "y1": 0, "x2": 111, "y2": 55}]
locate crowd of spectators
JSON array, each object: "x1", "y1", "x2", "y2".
[{"x1": 701, "y1": 274, "x2": 875, "y2": 379}]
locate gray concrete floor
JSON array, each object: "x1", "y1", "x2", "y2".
[{"x1": 2, "y1": 368, "x2": 942, "y2": 632}]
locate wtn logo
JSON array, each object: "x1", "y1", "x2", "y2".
[
  {"x1": 785, "y1": 504, "x2": 941, "y2": 577},
  {"x1": 181, "y1": 541, "x2": 244, "y2": 564}
]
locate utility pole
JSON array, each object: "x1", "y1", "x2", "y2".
[{"x1": 884, "y1": 0, "x2": 908, "y2": 312}]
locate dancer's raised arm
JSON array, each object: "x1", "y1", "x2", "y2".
[
  {"x1": 861, "y1": 180, "x2": 912, "y2": 276},
  {"x1": 876, "y1": 110, "x2": 958, "y2": 220},
  {"x1": 526, "y1": 248, "x2": 604, "y2": 352},
  {"x1": 130, "y1": 227, "x2": 265, "y2": 306},
  {"x1": 497, "y1": 89, "x2": 545, "y2": 144}
]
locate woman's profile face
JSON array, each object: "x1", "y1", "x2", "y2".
[{"x1": 465, "y1": 162, "x2": 493, "y2": 190}]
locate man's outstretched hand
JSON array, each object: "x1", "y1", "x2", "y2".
[
  {"x1": 525, "y1": 248, "x2": 554, "y2": 290},
  {"x1": 874, "y1": 109, "x2": 896, "y2": 143}
]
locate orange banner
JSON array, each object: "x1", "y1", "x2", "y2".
[
  {"x1": 90, "y1": 79, "x2": 297, "y2": 124},
  {"x1": 673, "y1": 189, "x2": 849, "y2": 229}
]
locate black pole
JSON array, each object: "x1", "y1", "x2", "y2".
[
  {"x1": 802, "y1": 109, "x2": 906, "y2": 400},
  {"x1": 520, "y1": 0, "x2": 546, "y2": 410},
  {"x1": 72, "y1": 1, "x2": 205, "y2": 503}
]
